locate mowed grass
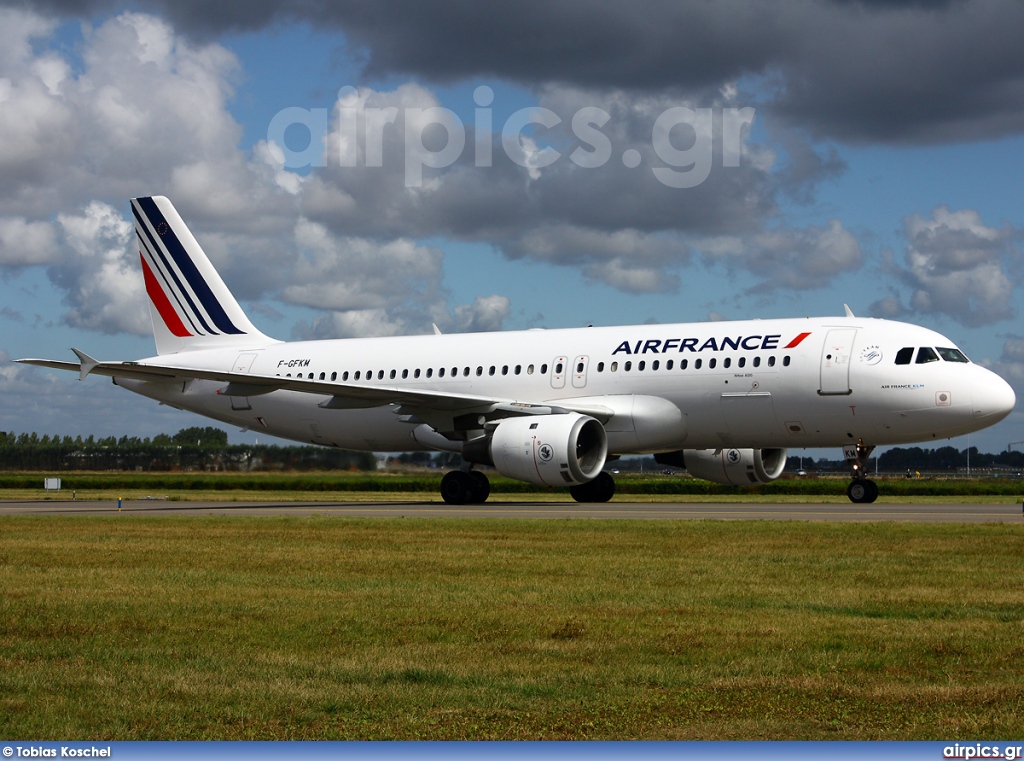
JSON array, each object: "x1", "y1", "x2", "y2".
[{"x1": 2, "y1": 516, "x2": 1023, "y2": 739}]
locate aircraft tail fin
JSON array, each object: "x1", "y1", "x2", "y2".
[{"x1": 131, "y1": 196, "x2": 275, "y2": 355}]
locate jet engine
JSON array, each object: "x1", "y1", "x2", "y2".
[
  {"x1": 657, "y1": 447, "x2": 788, "y2": 485},
  {"x1": 463, "y1": 413, "x2": 608, "y2": 487}
]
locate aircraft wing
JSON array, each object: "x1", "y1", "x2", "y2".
[{"x1": 15, "y1": 351, "x2": 614, "y2": 421}]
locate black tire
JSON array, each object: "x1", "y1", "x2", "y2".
[
  {"x1": 440, "y1": 471, "x2": 474, "y2": 505},
  {"x1": 847, "y1": 479, "x2": 878, "y2": 504},
  {"x1": 864, "y1": 479, "x2": 879, "y2": 503},
  {"x1": 468, "y1": 471, "x2": 491, "y2": 503},
  {"x1": 569, "y1": 471, "x2": 615, "y2": 503}
]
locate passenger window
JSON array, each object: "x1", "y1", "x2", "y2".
[
  {"x1": 753, "y1": 357, "x2": 761, "y2": 368},
  {"x1": 768, "y1": 356, "x2": 776, "y2": 367},
  {"x1": 680, "y1": 359, "x2": 687, "y2": 370},
  {"x1": 723, "y1": 358, "x2": 730, "y2": 369},
  {"x1": 895, "y1": 347, "x2": 914, "y2": 365},
  {"x1": 937, "y1": 347, "x2": 969, "y2": 363},
  {"x1": 501, "y1": 366, "x2": 507, "y2": 375},
  {"x1": 666, "y1": 359, "x2": 674, "y2": 370},
  {"x1": 515, "y1": 365, "x2": 522, "y2": 375},
  {"x1": 319, "y1": 372, "x2": 326, "y2": 380},
  {"x1": 341, "y1": 371, "x2": 348, "y2": 381},
  {"x1": 476, "y1": 366, "x2": 483, "y2": 376},
  {"x1": 916, "y1": 347, "x2": 939, "y2": 364},
  {"x1": 738, "y1": 357, "x2": 745, "y2": 368},
  {"x1": 541, "y1": 364, "x2": 548, "y2": 374},
  {"x1": 414, "y1": 369, "x2": 420, "y2": 378},
  {"x1": 438, "y1": 368, "x2": 445, "y2": 378},
  {"x1": 610, "y1": 362, "x2": 618, "y2": 372},
  {"x1": 597, "y1": 362, "x2": 605, "y2": 372},
  {"x1": 451, "y1": 367, "x2": 457, "y2": 377},
  {"x1": 354, "y1": 371, "x2": 361, "y2": 380},
  {"x1": 527, "y1": 365, "x2": 534, "y2": 375},
  {"x1": 427, "y1": 368, "x2": 433, "y2": 378},
  {"x1": 625, "y1": 361, "x2": 632, "y2": 371},
  {"x1": 390, "y1": 370, "x2": 396, "y2": 379},
  {"x1": 331, "y1": 372, "x2": 337, "y2": 381},
  {"x1": 463, "y1": 367, "x2": 470, "y2": 376},
  {"x1": 695, "y1": 359, "x2": 702, "y2": 369},
  {"x1": 638, "y1": 361, "x2": 645, "y2": 371},
  {"x1": 783, "y1": 356, "x2": 791, "y2": 367},
  {"x1": 308, "y1": 373, "x2": 314, "y2": 379},
  {"x1": 709, "y1": 358, "x2": 716, "y2": 369},
  {"x1": 378, "y1": 370, "x2": 384, "y2": 380},
  {"x1": 402, "y1": 369, "x2": 409, "y2": 379}
]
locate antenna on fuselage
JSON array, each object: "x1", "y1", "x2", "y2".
[{"x1": 844, "y1": 304, "x2": 855, "y2": 318}]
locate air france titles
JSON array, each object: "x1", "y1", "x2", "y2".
[{"x1": 611, "y1": 334, "x2": 785, "y2": 356}]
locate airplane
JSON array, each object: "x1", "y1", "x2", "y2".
[{"x1": 17, "y1": 196, "x2": 1016, "y2": 504}]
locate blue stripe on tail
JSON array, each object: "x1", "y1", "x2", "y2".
[
  {"x1": 134, "y1": 197, "x2": 245, "y2": 336},
  {"x1": 133, "y1": 205, "x2": 208, "y2": 336}
]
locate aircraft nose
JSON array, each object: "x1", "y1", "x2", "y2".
[{"x1": 972, "y1": 370, "x2": 1016, "y2": 423}]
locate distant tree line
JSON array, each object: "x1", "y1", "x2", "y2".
[
  {"x1": 0, "y1": 427, "x2": 376, "y2": 472},
  {"x1": 787, "y1": 446, "x2": 1024, "y2": 475},
  {"x1": 3, "y1": 428, "x2": 1021, "y2": 475}
]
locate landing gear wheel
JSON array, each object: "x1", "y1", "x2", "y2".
[
  {"x1": 569, "y1": 471, "x2": 616, "y2": 503},
  {"x1": 468, "y1": 471, "x2": 491, "y2": 504},
  {"x1": 847, "y1": 479, "x2": 878, "y2": 504},
  {"x1": 440, "y1": 471, "x2": 475, "y2": 505}
]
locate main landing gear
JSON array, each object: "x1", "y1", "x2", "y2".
[
  {"x1": 844, "y1": 439, "x2": 878, "y2": 504},
  {"x1": 439, "y1": 468, "x2": 617, "y2": 505},
  {"x1": 569, "y1": 471, "x2": 615, "y2": 503},
  {"x1": 440, "y1": 467, "x2": 491, "y2": 505}
]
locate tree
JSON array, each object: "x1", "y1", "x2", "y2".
[{"x1": 172, "y1": 427, "x2": 228, "y2": 448}]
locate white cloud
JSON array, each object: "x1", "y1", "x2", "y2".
[
  {"x1": 294, "y1": 309, "x2": 409, "y2": 340},
  {"x1": 451, "y1": 295, "x2": 510, "y2": 333},
  {"x1": 699, "y1": 219, "x2": 863, "y2": 292},
  {"x1": 584, "y1": 259, "x2": 678, "y2": 294},
  {"x1": 285, "y1": 219, "x2": 444, "y2": 311},
  {"x1": 0, "y1": 217, "x2": 59, "y2": 265},
  {"x1": 53, "y1": 201, "x2": 148, "y2": 335},
  {"x1": 879, "y1": 206, "x2": 1018, "y2": 327}
]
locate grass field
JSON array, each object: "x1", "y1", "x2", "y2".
[{"x1": 2, "y1": 516, "x2": 1023, "y2": 739}]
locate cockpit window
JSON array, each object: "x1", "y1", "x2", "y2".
[
  {"x1": 895, "y1": 347, "x2": 914, "y2": 365},
  {"x1": 916, "y1": 347, "x2": 939, "y2": 364},
  {"x1": 936, "y1": 347, "x2": 969, "y2": 363}
]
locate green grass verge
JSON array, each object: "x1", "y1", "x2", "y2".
[{"x1": 2, "y1": 516, "x2": 1024, "y2": 739}]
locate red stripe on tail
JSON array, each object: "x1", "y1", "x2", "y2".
[{"x1": 140, "y1": 253, "x2": 192, "y2": 337}]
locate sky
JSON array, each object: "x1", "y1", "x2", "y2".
[{"x1": 0, "y1": 0, "x2": 1022, "y2": 456}]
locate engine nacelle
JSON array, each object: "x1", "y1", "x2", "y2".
[
  {"x1": 468, "y1": 413, "x2": 608, "y2": 487},
  {"x1": 678, "y1": 447, "x2": 788, "y2": 486}
]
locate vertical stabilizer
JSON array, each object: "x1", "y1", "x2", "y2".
[{"x1": 131, "y1": 196, "x2": 275, "y2": 355}]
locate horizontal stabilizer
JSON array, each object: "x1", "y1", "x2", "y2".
[{"x1": 71, "y1": 348, "x2": 100, "y2": 381}]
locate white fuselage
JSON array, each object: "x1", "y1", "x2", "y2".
[{"x1": 114, "y1": 315, "x2": 1015, "y2": 454}]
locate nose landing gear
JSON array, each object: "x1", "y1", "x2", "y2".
[{"x1": 844, "y1": 439, "x2": 878, "y2": 503}]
